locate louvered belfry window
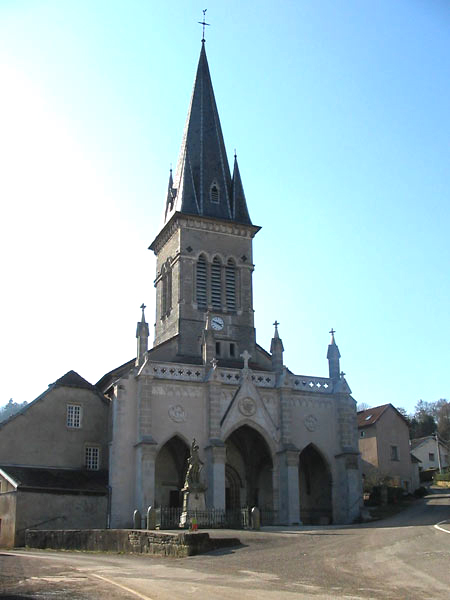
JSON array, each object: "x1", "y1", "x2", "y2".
[
  {"x1": 196, "y1": 255, "x2": 207, "y2": 308},
  {"x1": 225, "y1": 259, "x2": 236, "y2": 310},
  {"x1": 210, "y1": 181, "x2": 220, "y2": 203},
  {"x1": 211, "y1": 257, "x2": 222, "y2": 309},
  {"x1": 161, "y1": 263, "x2": 172, "y2": 317}
]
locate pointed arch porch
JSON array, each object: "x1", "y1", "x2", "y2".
[{"x1": 299, "y1": 443, "x2": 333, "y2": 524}]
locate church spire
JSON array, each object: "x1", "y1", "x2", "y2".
[
  {"x1": 164, "y1": 43, "x2": 252, "y2": 226},
  {"x1": 232, "y1": 153, "x2": 251, "y2": 225},
  {"x1": 327, "y1": 328, "x2": 341, "y2": 380}
]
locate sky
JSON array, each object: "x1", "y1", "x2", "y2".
[{"x1": 1, "y1": 0, "x2": 449, "y2": 415}]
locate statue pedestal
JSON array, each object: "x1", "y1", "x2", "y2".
[{"x1": 179, "y1": 486, "x2": 207, "y2": 528}]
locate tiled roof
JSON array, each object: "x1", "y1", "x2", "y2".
[
  {"x1": 0, "y1": 465, "x2": 108, "y2": 494},
  {"x1": 357, "y1": 404, "x2": 390, "y2": 428}
]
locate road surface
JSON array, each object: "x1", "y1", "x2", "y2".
[{"x1": 1, "y1": 489, "x2": 449, "y2": 599}]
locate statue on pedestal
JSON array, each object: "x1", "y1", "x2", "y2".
[{"x1": 179, "y1": 438, "x2": 207, "y2": 528}]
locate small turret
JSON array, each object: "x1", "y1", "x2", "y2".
[
  {"x1": 201, "y1": 312, "x2": 216, "y2": 368},
  {"x1": 327, "y1": 328, "x2": 341, "y2": 380},
  {"x1": 136, "y1": 304, "x2": 149, "y2": 367},
  {"x1": 270, "y1": 320, "x2": 284, "y2": 373}
]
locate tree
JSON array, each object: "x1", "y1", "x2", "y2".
[
  {"x1": 0, "y1": 399, "x2": 28, "y2": 423},
  {"x1": 434, "y1": 399, "x2": 450, "y2": 441},
  {"x1": 357, "y1": 402, "x2": 371, "y2": 412}
]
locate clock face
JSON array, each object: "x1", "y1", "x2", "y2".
[{"x1": 211, "y1": 316, "x2": 224, "y2": 331}]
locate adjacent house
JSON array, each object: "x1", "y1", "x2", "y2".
[
  {"x1": 410, "y1": 436, "x2": 450, "y2": 472},
  {"x1": 357, "y1": 404, "x2": 419, "y2": 492},
  {"x1": 0, "y1": 371, "x2": 109, "y2": 547}
]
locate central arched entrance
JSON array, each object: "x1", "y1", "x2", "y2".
[
  {"x1": 154, "y1": 436, "x2": 190, "y2": 507},
  {"x1": 299, "y1": 444, "x2": 332, "y2": 524},
  {"x1": 225, "y1": 425, "x2": 273, "y2": 510}
]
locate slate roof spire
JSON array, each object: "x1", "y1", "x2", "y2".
[{"x1": 164, "y1": 42, "x2": 252, "y2": 226}]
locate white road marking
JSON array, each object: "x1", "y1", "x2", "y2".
[
  {"x1": 90, "y1": 573, "x2": 156, "y2": 600},
  {"x1": 434, "y1": 520, "x2": 450, "y2": 534}
]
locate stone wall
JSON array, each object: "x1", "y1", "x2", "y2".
[{"x1": 25, "y1": 529, "x2": 240, "y2": 557}]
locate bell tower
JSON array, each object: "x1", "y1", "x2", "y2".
[{"x1": 149, "y1": 42, "x2": 261, "y2": 365}]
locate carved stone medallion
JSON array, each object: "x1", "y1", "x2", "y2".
[
  {"x1": 168, "y1": 404, "x2": 186, "y2": 423},
  {"x1": 304, "y1": 414, "x2": 318, "y2": 432},
  {"x1": 238, "y1": 397, "x2": 256, "y2": 417}
]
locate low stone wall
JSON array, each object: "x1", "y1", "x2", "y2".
[{"x1": 25, "y1": 529, "x2": 240, "y2": 557}]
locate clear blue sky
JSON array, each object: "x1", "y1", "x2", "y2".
[{"x1": 1, "y1": 0, "x2": 449, "y2": 414}]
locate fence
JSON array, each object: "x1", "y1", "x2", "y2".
[{"x1": 153, "y1": 507, "x2": 278, "y2": 529}]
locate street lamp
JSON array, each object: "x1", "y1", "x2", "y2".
[{"x1": 434, "y1": 433, "x2": 442, "y2": 474}]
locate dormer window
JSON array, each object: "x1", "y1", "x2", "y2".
[{"x1": 210, "y1": 181, "x2": 220, "y2": 204}]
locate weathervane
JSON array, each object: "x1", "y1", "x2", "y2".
[{"x1": 198, "y1": 9, "x2": 210, "y2": 42}]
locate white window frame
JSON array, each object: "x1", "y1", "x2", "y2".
[
  {"x1": 67, "y1": 404, "x2": 82, "y2": 428},
  {"x1": 85, "y1": 446, "x2": 100, "y2": 470}
]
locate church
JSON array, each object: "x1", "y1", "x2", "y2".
[
  {"x1": 0, "y1": 40, "x2": 361, "y2": 544},
  {"x1": 97, "y1": 40, "x2": 361, "y2": 527}
]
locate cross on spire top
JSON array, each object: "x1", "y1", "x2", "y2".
[
  {"x1": 198, "y1": 9, "x2": 210, "y2": 42},
  {"x1": 140, "y1": 303, "x2": 146, "y2": 322}
]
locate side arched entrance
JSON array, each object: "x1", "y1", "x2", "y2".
[
  {"x1": 225, "y1": 425, "x2": 273, "y2": 510},
  {"x1": 299, "y1": 444, "x2": 332, "y2": 524},
  {"x1": 154, "y1": 436, "x2": 190, "y2": 507}
]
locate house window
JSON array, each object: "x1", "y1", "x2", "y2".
[
  {"x1": 428, "y1": 452, "x2": 435, "y2": 462},
  {"x1": 390, "y1": 445, "x2": 399, "y2": 461},
  {"x1": 225, "y1": 259, "x2": 236, "y2": 310},
  {"x1": 196, "y1": 255, "x2": 207, "y2": 308},
  {"x1": 85, "y1": 446, "x2": 100, "y2": 470},
  {"x1": 216, "y1": 341, "x2": 221, "y2": 356},
  {"x1": 67, "y1": 404, "x2": 81, "y2": 428},
  {"x1": 360, "y1": 431, "x2": 366, "y2": 438},
  {"x1": 229, "y1": 342, "x2": 236, "y2": 358}
]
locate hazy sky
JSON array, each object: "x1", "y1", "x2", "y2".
[{"x1": 1, "y1": 0, "x2": 449, "y2": 414}]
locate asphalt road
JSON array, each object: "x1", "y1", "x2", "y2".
[{"x1": 1, "y1": 489, "x2": 449, "y2": 600}]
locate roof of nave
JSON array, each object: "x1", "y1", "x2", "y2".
[{"x1": 53, "y1": 370, "x2": 97, "y2": 390}]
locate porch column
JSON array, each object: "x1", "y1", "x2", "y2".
[
  {"x1": 205, "y1": 440, "x2": 226, "y2": 510},
  {"x1": 135, "y1": 440, "x2": 158, "y2": 515},
  {"x1": 278, "y1": 445, "x2": 300, "y2": 525}
]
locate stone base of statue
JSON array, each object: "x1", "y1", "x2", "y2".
[{"x1": 179, "y1": 484, "x2": 207, "y2": 528}]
